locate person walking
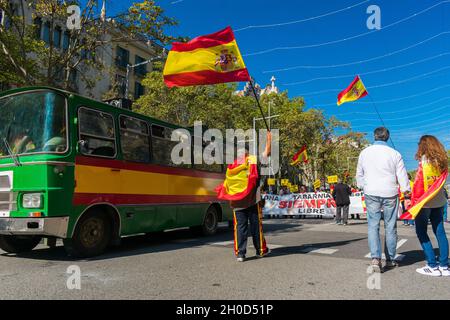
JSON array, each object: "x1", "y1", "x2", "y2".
[
  {"x1": 356, "y1": 127, "x2": 410, "y2": 273},
  {"x1": 332, "y1": 178, "x2": 352, "y2": 225},
  {"x1": 215, "y1": 132, "x2": 272, "y2": 262},
  {"x1": 407, "y1": 135, "x2": 449, "y2": 277}
]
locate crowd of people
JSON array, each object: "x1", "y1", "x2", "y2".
[{"x1": 218, "y1": 127, "x2": 450, "y2": 278}]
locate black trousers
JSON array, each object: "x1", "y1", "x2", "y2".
[
  {"x1": 233, "y1": 203, "x2": 268, "y2": 257},
  {"x1": 336, "y1": 205, "x2": 349, "y2": 224}
]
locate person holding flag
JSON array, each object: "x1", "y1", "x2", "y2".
[
  {"x1": 164, "y1": 26, "x2": 273, "y2": 262},
  {"x1": 215, "y1": 133, "x2": 272, "y2": 262},
  {"x1": 402, "y1": 135, "x2": 449, "y2": 277}
]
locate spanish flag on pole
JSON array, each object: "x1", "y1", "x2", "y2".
[
  {"x1": 163, "y1": 26, "x2": 251, "y2": 87},
  {"x1": 337, "y1": 75, "x2": 368, "y2": 106},
  {"x1": 291, "y1": 146, "x2": 308, "y2": 166},
  {"x1": 215, "y1": 155, "x2": 258, "y2": 202},
  {"x1": 400, "y1": 161, "x2": 448, "y2": 220}
]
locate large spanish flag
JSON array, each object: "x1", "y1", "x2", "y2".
[
  {"x1": 400, "y1": 161, "x2": 448, "y2": 220},
  {"x1": 215, "y1": 156, "x2": 258, "y2": 201},
  {"x1": 163, "y1": 26, "x2": 251, "y2": 87},
  {"x1": 291, "y1": 146, "x2": 308, "y2": 166},
  {"x1": 337, "y1": 75, "x2": 368, "y2": 106}
]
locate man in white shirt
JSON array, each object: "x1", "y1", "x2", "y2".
[{"x1": 356, "y1": 127, "x2": 410, "y2": 273}]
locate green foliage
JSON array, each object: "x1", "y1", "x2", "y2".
[
  {"x1": 0, "y1": 0, "x2": 177, "y2": 95},
  {"x1": 134, "y1": 71, "x2": 369, "y2": 186}
]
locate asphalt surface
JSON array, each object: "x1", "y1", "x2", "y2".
[{"x1": 1, "y1": 218, "x2": 450, "y2": 300}]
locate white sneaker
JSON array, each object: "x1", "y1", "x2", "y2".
[
  {"x1": 439, "y1": 266, "x2": 450, "y2": 277},
  {"x1": 416, "y1": 265, "x2": 442, "y2": 277}
]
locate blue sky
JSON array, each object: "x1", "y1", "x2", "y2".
[{"x1": 101, "y1": 0, "x2": 450, "y2": 170}]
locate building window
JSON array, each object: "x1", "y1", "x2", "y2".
[
  {"x1": 134, "y1": 82, "x2": 145, "y2": 100},
  {"x1": 119, "y1": 115, "x2": 150, "y2": 163},
  {"x1": 69, "y1": 69, "x2": 77, "y2": 83},
  {"x1": 134, "y1": 55, "x2": 147, "y2": 77},
  {"x1": 115, "y1": 46, "x2": 129, "y2": 68},
  {"x1": 115, "y1": 74, "x2": 127, "y2": 97},
  {"x1": 62, "y1": 31, "x2": 70, "y2": 51},
  {"x1": 33, "y1": 17, "x2": 42, "y2": 39},
  {"x1": 53, "y1": 26, "x2": 62, "y2": 48},
  {"x1": 42, "y1": 22, "x2": 51, "y2": 45}
]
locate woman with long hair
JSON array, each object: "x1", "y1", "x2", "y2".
[{"x1": 412, "y1": 135, "x2": 449, "y2": 276}]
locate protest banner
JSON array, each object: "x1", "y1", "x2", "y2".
[{"x1": 262, "y1": 192, "x2": 367, "y2": 218}]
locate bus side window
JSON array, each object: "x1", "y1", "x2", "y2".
[
  {"x1": 151, "y1": 124, "x2": 191, "y2": 168},
  {"x1": 78, "y1": 107, "x2": 116, "y2": 158},
  {"x1": 193, "y1": 139, "x2": 223, "y2": 173},
  {"x1": 119, "y1": 115, "x2": 150, "y2": 163}
]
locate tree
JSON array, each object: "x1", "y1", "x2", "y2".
[
  {"x1": 0, "y1": 0, "x2": 178, "y2": 95},
  {"x1": 134, "y1": 70, "x2": 369, "y2": 189}
]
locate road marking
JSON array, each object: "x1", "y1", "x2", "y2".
[
  {"x1": 209, "y1": 241, "x2": 285, "y2": 249},
  {"x1": 210, "y1": 240, "x2": 234, "y2": 246},
  {"x1": 365, "y1": 239, "x2": 407, "y2": 260},
  {"x1": 396, "y1": 239, "x2": 408, "y2": 249},
  {"x1": 301, "y1": 247, "x2": 338, "y2": 255}
]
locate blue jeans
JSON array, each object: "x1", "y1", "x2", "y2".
[
  {"x1": 365, "y1": 194, "x2": 399, "y2": 261},
  {"x1": 415, "y1": 206, "x2": 449, "y2": 268}
]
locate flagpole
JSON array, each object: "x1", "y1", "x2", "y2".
[
  {"x1": 367, "y1": 95, "x2": 396, "y2": 148},
  {"x1": 249, "y1": 78, "x2": 270, "y2": 131},
  {"x1": 358, "y1": 75, "x2": 396, "y2": 149}
]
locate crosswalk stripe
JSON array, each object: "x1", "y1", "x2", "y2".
[
  {"x1": 300, "y1": 247, "x2": 338, "y2": 255},
  {"x1": 364, "y1": 239, "x2": 407, "y2": 260}
]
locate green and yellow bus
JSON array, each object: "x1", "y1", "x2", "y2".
[{"x1": 0, "y1": 87, "x2": 232, "y2": 257}]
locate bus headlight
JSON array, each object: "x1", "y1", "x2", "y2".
[{"x1": 22, "y1": 193, "x2": 43, "y2": 209}]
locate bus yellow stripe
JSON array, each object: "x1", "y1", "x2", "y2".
[{"x1": 75, "y1": 164, "x2": 222, "y2": 196}]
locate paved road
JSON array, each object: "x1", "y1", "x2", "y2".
[{"x1": 1, "y1": 218, "x2": 450, "y2": 299}]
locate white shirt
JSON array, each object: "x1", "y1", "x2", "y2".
[{"x1": 356, "y1": 141, "x2": 410, "y2": 197}]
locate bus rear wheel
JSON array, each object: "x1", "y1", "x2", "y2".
[
  {"x1": 191, "y1": 206, "x2": 219, "y2": 236},
  {"x1": 64, "y1": 210, "x2": 111, "y2": 258},
  {"x1": 0, "y1": 235, "x2": 42, "y2": 254}
]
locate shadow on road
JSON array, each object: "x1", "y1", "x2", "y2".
[
  {"x1": 0, "y1": 221, "x2": 307, "y2": 262},
  {"x1": 266, "y1": 237, "x2": 367, "y2": 258}
]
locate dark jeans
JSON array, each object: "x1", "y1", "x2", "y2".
[
  {"x1": 233, "y1": 203, "x2": 268, "y2": 257},
  {"x1": 336, "y1": 205, "x2": 349, "y2": 224},
  {"x1": 415, "y1": 206, "x2": 449, "y2": 268}
]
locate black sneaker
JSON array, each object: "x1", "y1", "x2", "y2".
[
  {"x1": 256, "y1": 249, "x2": 270, "y2": 258},
  {"x1": 236, "y1": 255, "x2": 245, "y2": 262},
  {"x1": 384, "y1": 260, "x2": 399, "y2": 270}
]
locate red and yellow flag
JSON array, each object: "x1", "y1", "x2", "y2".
[
  {"x1": 215, "y1": 155, "x2": 258, "y2": 202},
  {"x1": 291, "y1": 146, "x2": 308, "y2": 166},
  {"x1": 400, "y1": 161, "x2": 448, "y2": 220},
  {"x1": 337, "y1": 75, "x2": 368, "y2": 106},
  {"x1": 163, "y1": 26, "x2": 251, "y2": 87}
]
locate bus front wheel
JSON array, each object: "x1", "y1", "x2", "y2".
[
  {"x1": 0, "y1": 235, "x2": 42, "y2": 254},
  {"x1": 64, "y1": 210, "x2": 111, "y2": 258}
]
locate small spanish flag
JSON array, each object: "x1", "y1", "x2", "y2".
[
  {"x1": 215, "y1": 155, "x2": 258, "y2": 202},
  {"x1": 163, "y1": 26, "x2": 251, "y2": 87},
  {"x1": 291, "y1": 146, "x2": 308, "y2": 166},
  {"x1": 337, "y1": 75, "x2": 368, "y2": 106},
  {"x1": 400, "y1": 162, "x2": 448, "y2": 220}
]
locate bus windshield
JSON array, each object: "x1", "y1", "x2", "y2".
[{"x1": 0, "y1": 91, "x2": 67, "y2": 157}]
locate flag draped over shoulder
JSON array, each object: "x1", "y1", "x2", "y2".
[
  {"x1": 215, "y1": 156, "x2": 258, "y2": 201},
  {"x1": 163, "y1": 26, "x2": 251, "y2": 87},
  {"x1": 400, "y1": 161, "x2": 448, "y2": 220},
  {"x1": 291, "y1": 146, "x2": 308, "y2": 166},
  {"x1": 337, "y1": 75, "x2": 368, "y2": 106}
]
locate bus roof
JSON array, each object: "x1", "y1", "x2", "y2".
[{"x1": 0, "y1": 86, "x2": 192, "y2": 132}]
